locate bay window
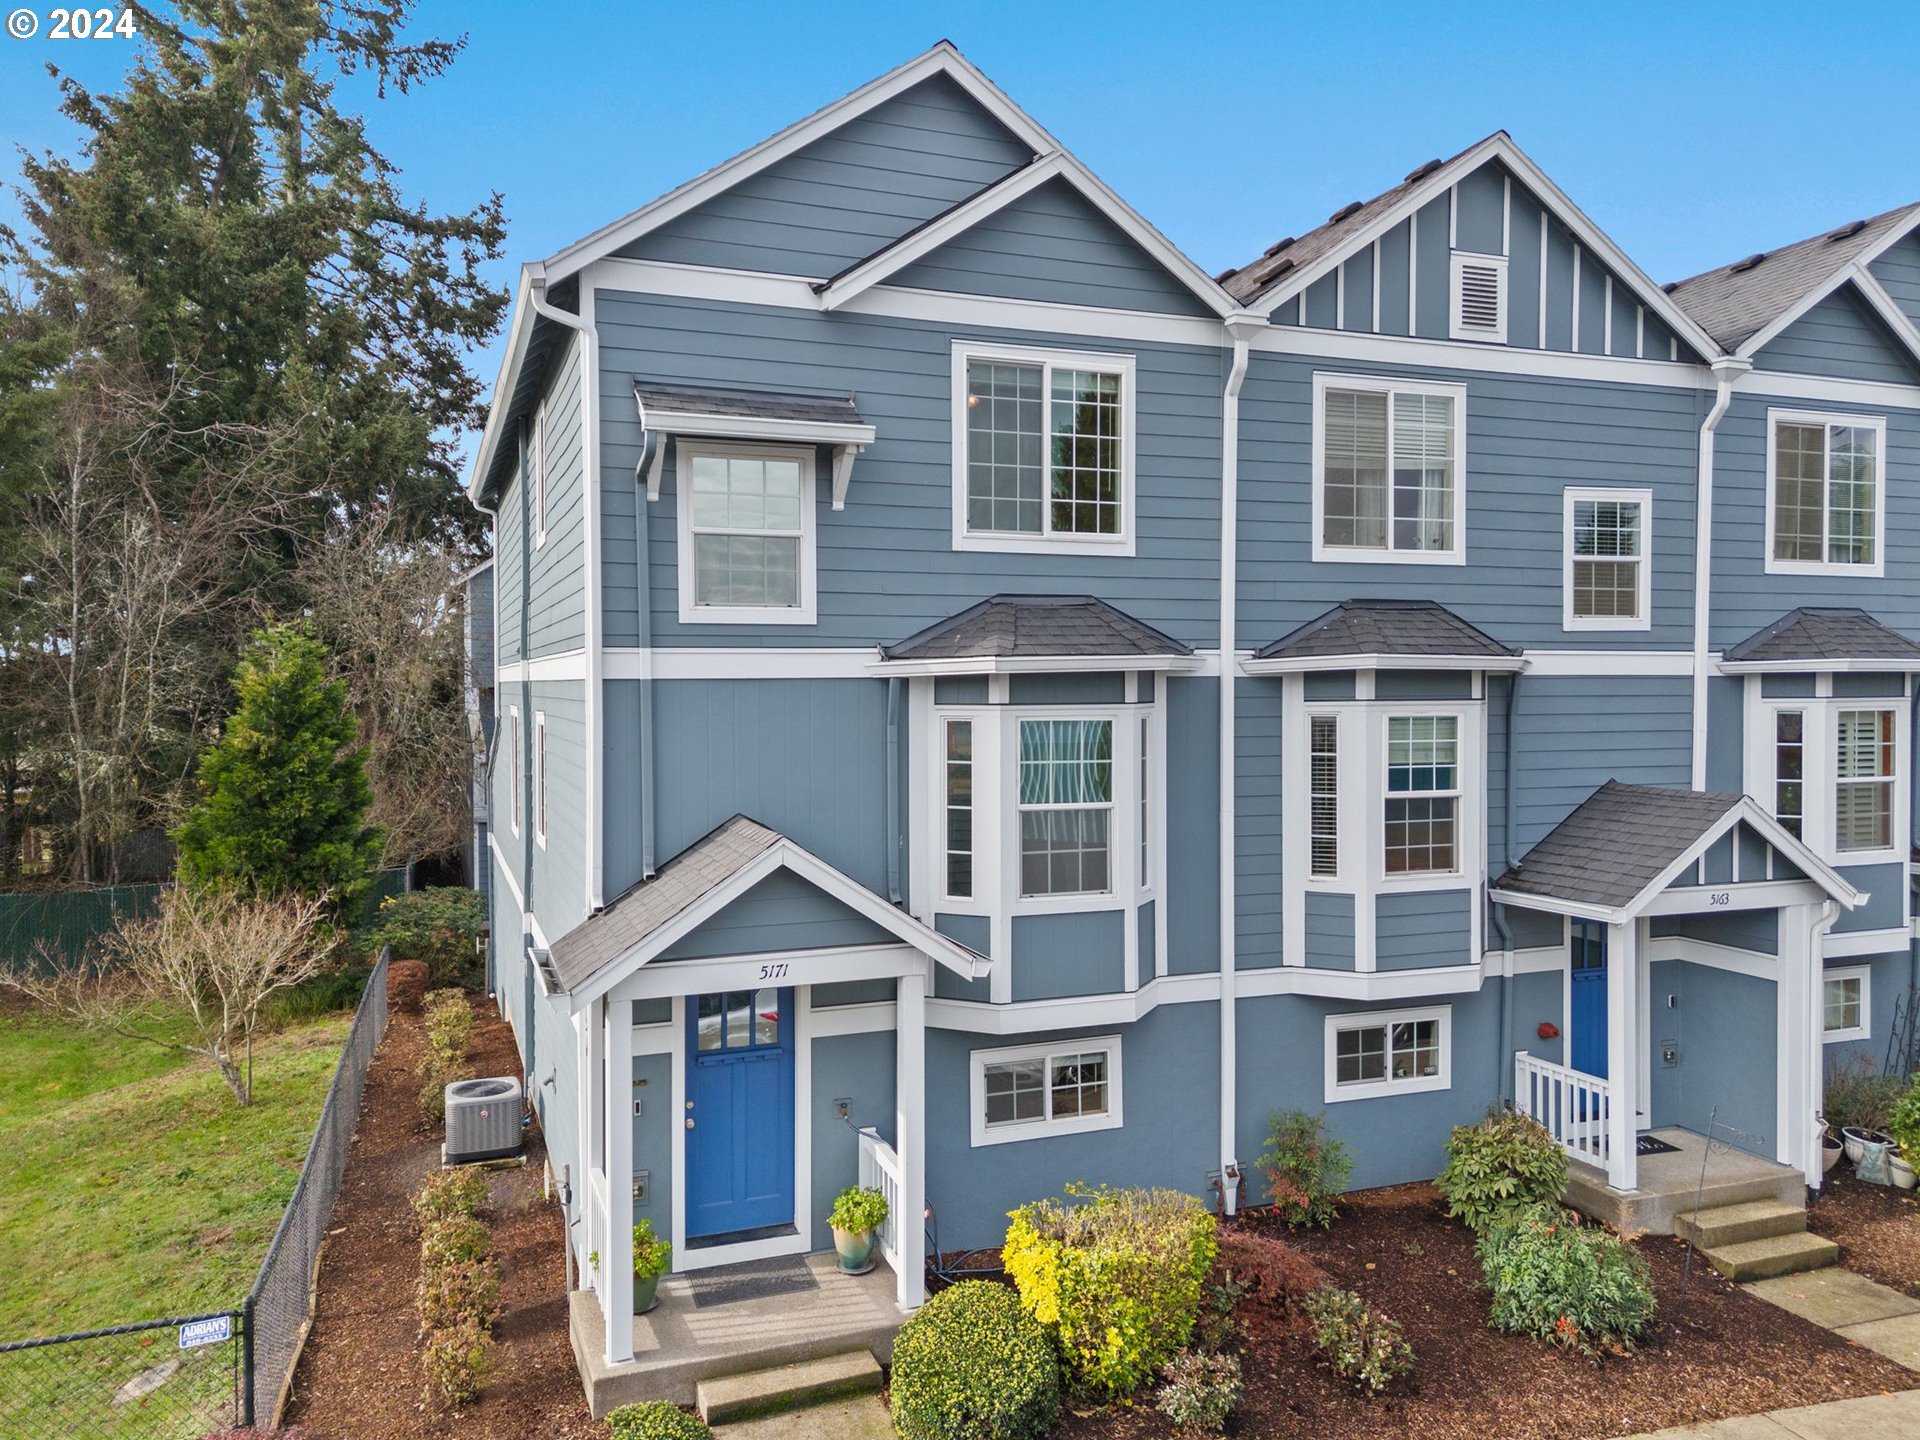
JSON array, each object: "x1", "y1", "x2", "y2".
[
  {"x1": 1836, "y1": 709, "x2": 1895, "y2": 852},
  {"x1": 1313, "y1": 373, "x2": 1466, "y2": 563},
  {"x1": 1384, "y1": 715, "x2": 1459, "y2": 875},
  {"x1": 1753, "y1": 695, "x2": 1905, "y2": 862}
]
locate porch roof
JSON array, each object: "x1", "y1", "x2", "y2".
[
  {"x1": 545, "y1": 814, "x2": 989, "y2": 1003},
  {"x1": 1490, "y1": 780, "x2": 1861, "y2": 920}
]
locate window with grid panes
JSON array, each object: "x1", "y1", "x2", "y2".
[
  {"x1": 964, "y1": 357, "x2": 1124, "y2": 540},
  {"x1": 1772, "y1": 417, "x2": 1879, "y2": 568},
  {"x1": 1570, "y1": 495, "x2": 1645, "y2": 621},
  {"x1": 1384, "y1": 716, "x2": 1458, "y2": 874},
  {"x1": 1836, "y1": 709, "x2": 1895, "y2": 852}
]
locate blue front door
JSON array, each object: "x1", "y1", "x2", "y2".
[
  {"x1": 686, "y1": 988, "x2": 795, "y2": 1241},
  {"x1": 1570, "y1": 921, "x2": 1608, "y2": 1079}
]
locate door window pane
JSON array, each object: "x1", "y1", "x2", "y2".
[{"x1": 696, "y1": 993, "x2": 725, "y2": 1052}]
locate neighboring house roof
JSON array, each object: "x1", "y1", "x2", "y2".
[
  {"x1": 879, "y1": 594, "x2": 1194, "y2": 665},
  {"x1": 1665, "y1": 203, "x2": 1920, "y2": 354},
  {"x1": 1246, "y1": 599, "x2": 1522, "y2": 672},
  {"x1": 1491, "y1": 780, "x2": 1859, "y2": 919},
  {"x1": 543, "y1": 814, "x2": 988, "y2": 1005},
  {"x1": 1723, "y1": 607, "x2": 1920, "y2": 669},
  {"x1": 633, "y1": 381, "x2": 867, "y2": 430}
]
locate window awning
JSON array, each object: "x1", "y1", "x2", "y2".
[
  {"x1": 871, "y1": 594, "x2": 1201, "y2": 675},
  {"x1": 634, "y1": 381, "x2": 877, "y2": 509}
]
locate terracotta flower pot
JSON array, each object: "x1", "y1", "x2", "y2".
[{"x1": 832, "y1": 1225, "x2": 877, "y2": 1275}]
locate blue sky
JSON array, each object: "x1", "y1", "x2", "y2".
[{"x1": 4, "y1": 0, "x2": 1918, "y2": 466}]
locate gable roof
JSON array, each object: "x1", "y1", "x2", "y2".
[
  {"x1": 1245, "y1": 599, "x2": 1523, "y2": 672},
  {"x1": 1223, "y1": 133, "x2": 1722, "y2": 360},
  {"x1": 1490, "y1": 781, "x2": 1858, "y2": 918},
  {"x1": 1721, "y1": 607, "x2": 1920, "y2": 671},
  {"x1": 1666, "y1": 203, "x2": 1920, "y2": 356},
  {"x1": 545, "y1": 814, "x2": 988, "y2": 1006},
  {"x1": 878, "y1": 594, "x2": 1194, "y2": 670}
]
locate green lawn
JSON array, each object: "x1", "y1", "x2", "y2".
[{"x1": 0, "y1": 1004, "x2": 353, "y2": 1337}]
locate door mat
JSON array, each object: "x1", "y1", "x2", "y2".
[
  {"x1": 1636, "y1": 1135, "x2": 1681, "y2": 1156},
  {"x1": 688, "y1": 1256, "x2": 820, "y2": 1309}
]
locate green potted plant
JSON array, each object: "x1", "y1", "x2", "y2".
[
  {"x1": 827, "y1": 1185, "x2": 890, "y2": 1275},
  {"x1": 633, "y1": 1220, "x2": 672, "y2": 1313}
]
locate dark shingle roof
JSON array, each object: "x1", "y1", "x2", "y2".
[
  {"x1": 547, "y1": 815, "x2": 782, "y2": 992},
  {"x1": 1254, "y1": 599, "x2": 1518, "y2": 663},
  {"x1": 1494, "y1": 782, "x2": 1743, "y2": 911},
  {"x1": 1724, "y1": 608, "x2": 1920, "y2": 665},
  {"x1": 1665, "y1": 203, "x2": 1920, "y2": 352},
  {"x1": 632, "y1": 380, "x2": 865, "y2": 428},
  {"x1": 882, "y1": 595, "x2": 1192, "y2": 662},
  {"x1": 1222, "y1": 135, "x2": 1498, "y2": 306}
]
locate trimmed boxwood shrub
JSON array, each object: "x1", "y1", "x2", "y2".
[
  {"x1": 1003, "y1": 1184, "x2": 1218, "y2": 1399},
  {"x1": 889, "y1": 1280, "x2": 1060, "y2": 1440},
  {"x1": 1436, "y1": 1109, "x2": 1569, "y2": 1233},
  {"x1": 1478, "y1": 1204, "x2": 1655, "y2": 1355},
  {"x1": 412, "y1": 1167, "x2": 488, "y2": 1229},
  {"x1": 607, "y1": 1401, "x2": 712, "y2": 1439}
]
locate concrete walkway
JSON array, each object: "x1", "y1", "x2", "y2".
[{"x1": 1620, "y1": 1388, "x2": 1920, "y2": 1437}]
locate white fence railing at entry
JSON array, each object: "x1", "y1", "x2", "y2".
[
  {"x1": 856, "y1": 1126, "x2": 904, "y2": 1272},
  {"x1": 1514, "y1": 1050, "x2": 1613, "y2": 1172}
]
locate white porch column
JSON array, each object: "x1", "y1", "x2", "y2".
[
  {"x1": 603, "y1": 997, "x2": 635, "y2": 1365},
  {"x1": 1780, "y1": 902, "x2": 1825, "y2": 1185},
  {"x1": 895, "y1": 967, "x2": 928, "y2": 1311},
  {"x1": 1605, "y1": 919, "x2": 1638, "y2": 1192}
]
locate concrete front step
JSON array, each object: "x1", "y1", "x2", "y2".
[
  {"x1": 696, "y1": 1349, "x2": 884, "y2": 1426},
  {"x1": 1675, "y1": 1198, "x2": 1809, "y2": 1249},
  {"x1": 1698, "y1": 1230, "x2": 1840, "y2": 1282}
]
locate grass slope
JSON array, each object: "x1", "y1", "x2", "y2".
[{"x1": 0, "y1": 1005, "x2": 352, "y2": 1337}]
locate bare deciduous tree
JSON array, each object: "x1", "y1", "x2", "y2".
[{"x1": 1, "y1": 885, "x2": 338, "y2": 1105}]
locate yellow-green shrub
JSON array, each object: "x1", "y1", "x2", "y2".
[{"x1": 1003, "y1": 1184, "x2": 1217, "y2": 1400}]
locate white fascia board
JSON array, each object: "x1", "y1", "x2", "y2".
[
  {"x1": 869, "y1": 653, "x2": 1204, "y2": 678},
  {"x1": 1719, "y1": 657, "x2": 1920, "y2": 675},
  {"x1": 465, "y1": 266, "x2": 539, "y2": 503},
  {"x1": 1240, "y1": 653, "x2": 1526, "y2": 676},
  {"x1": 1619, "y1": 799, "x2": 1861, "y2": 919},
  {"x1": 1848, "y1": 264, "x2": 1920, "y2": 373},
  {"x1": 1486, "y1": 888, "x2": 1624, "y2": 924},
  {"x1": 636, "y1": 406, "x2": 877, "y2": 448},
  {"x1": 541, "y1": 44, "x2": 1055, "y2": 285},
  {"x1": 1733, "y1": 214, "x2": 1920, "y2": 362}
]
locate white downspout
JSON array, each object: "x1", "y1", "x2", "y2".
[
  {"x1": 1690, "y1": 356, "x2": 1750, "y2": 790},
  {"x1": 1218, "y1": 316, "x2": 1262, "y2": 1212},
  {"x1": 528, "y1": 266, "x2": 605, "y2": 914}
]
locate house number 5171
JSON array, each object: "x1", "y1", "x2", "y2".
[{"x1": 758, "y1": 962, "x2": 789, "y2": 980}]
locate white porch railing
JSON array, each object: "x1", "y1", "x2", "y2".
[
  {"x1": 857, "y1": 1126, "x2": 904, "y2": 1273},
  {"x1": 1514, "y1": 1051, "x2": 1612, "y2": 1172}
]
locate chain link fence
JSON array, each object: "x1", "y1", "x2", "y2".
[{"x1": 1, "y1": 948, "x2": 391, "y2": 1437}]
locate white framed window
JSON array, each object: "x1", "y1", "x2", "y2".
[
  {"x1": 1384, "y1": 715, "x2": 1459, "y2": 876},
  {"x1": 532, "y1": 711, "x2": 548, "y2": 849},
  {"x1": 1563, "y1": 488, "x2": 1651, "y2": 631},
  {"x1": 1775, "y1": 710, "x2": 1804, "y2": 839},
  {"x1": 506, "y1": 706, "x2": 522, "y2": 837},
  {"x1": 1324, "y1": 1006, "x2": 1451, "y2": 1102},
  {"x1": 1311, "y1": 373, "x2": 1467, "y2": 565},
  {"x1": 1138, "y1": 714, "x2": 1151, "y2": 889},
  {"x1": 970, "y1": 1035, "x2": 1123, "y2": 1146},
  {"x1": 951, "y1": 341, "x2": 1137, "y2": 557},
  {"x1": 1823, "y1": 964, "x2": 1871, "y2": 1044},
  {"x1": 533, "y1": 403, "x2": 548, "y2": 548},
  {"x1": 1017, "y1": 718, "x2": 1113, "y2": 898},
  {"x1": 675, "y1": 440, "x2": 818, "y2": 625},
  {"x1": 1835, "y1": 708, "x2": 1895, "y2": 853},
  {"x1": 1309, "y1": 714, "x2": 1339, "y2": 878},
  {"x1": 1449, "y1": 252, "x2": 1508, "y2": 343},
  {"x1": 1764, "y1": 410, "x2": 1885, "y2": 577},
  {"x1": 944, "y1": 719, "x2": 973, "y2": 900}
]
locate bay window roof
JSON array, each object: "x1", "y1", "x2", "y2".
[
  {"x1": 1720, "y1": 607, "x2": 1920, "y2": 673},
  {"x1": 1245, "y1": 598, "x2": 1523, "y2": 674},
  {"x1": 875, "y1": 594, "x2": 1198, "y2": 674}
]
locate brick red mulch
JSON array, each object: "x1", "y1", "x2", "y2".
[
  {"x1": 1810, "y1": 1166, "x2": 1920, "y2": 1300},
  {"x1": 283, "y1": 994, "x2": 605, "y2": 1439},
  {"x1": 1056, "y1": 1184, "x2": 1916, "y2": 1440}
]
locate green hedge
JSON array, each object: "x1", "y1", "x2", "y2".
[
  {"x1": 608, "y1": 1401, "x2": 711, "y2": 1440},
  {"x1": 890, "y1": 1281, "x2": 1059, "y2": 1440}
]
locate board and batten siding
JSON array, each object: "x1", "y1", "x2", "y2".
[
  {"x1": 612, "y1": 73, "x2": 1032, "y2": 278},
  {"x1": 1748, "y1": 285, "x2": 1920, "y2": 388},
  {"x1": 593, "y1": 291, "x2": 1224, "y2": 651}
]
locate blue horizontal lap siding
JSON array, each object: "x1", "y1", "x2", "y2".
[
  {"x1": 1834, "y1": 862, "x2": 1905, "y2": 934},
  {"x1": 890, "y1": 177, "x2": 1213, "y2": 317},
  {"x1": 933, "y1": 912, "x2": 990, "y2": 1001},
  {"x1": 811, "y1": 1031, "x2": 896, "y2": 1251},
  {"x1": 613, "y1": 74, "x2": 1033, "y2": 277},
  {"x1": 1237, "y1": 352, "x2": 1702, "y2": 651},
  {"x1": 592, "y1": 291, "x2": 1224, "y2": 651},
  {"x1": 1011, "y1": 911, "x2": 1126, "y2": 1000},
  {"x1": 1235, "y1": 681, "x2": 1283, "y2": 969},
  {"x1": 632, "y1": 1051, "x2": 673, "y2": 1240},
  {"x1": 1647, "y1": 960, "x2": 1776, "y2": 1158},
  {"x1": 496, "y1": 436, "x2": 527, "y2": 666},
  {"x1": 1376, "y1": 889, "x2": 1471, "y2": 969},
  {"x1": 655, "y1": 869, "x2": 893, "y2": 961},
  {"x1": 528, "y1": 331, "x2": 587, "y2": 658},
  {"x1": 530, "y1": 682, "x2": 591, "y2": 937},
  {"x1": 1871, "y1": 232, "x2": 1920, "y2": 331},
  {"x1": 1304, "y1": 891, "x2": 1355, "y2": 970},
  {"x1": 1163, "y1": 677, "x2": 1220, "y2": 975},
  {"x1": 1750, "y1": 286, "x2": 1920, "y2": 386}
]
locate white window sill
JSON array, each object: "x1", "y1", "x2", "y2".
[
  {"x1": 1311, "y1": 545, "x2": 1466, "y2": 567},
  {"x1": 1562, "y1": 615, "x2": 1652, "y2": 634},
  {"x1": 1832, "y1": 846, "x2": 1903, "y2": 867},
  {"x1": 1823, "y1": 1027, "x2": 1870, "y2": 1045},
  {"x1": 1326, "y1": 1072, "x2": 1450, "y2": 1104},
  {"x1": 1764, "y1": 559, "x2": 1884, "y2": 580},
  {"x1": 1375, "y1": 871, "x2": 1469, "y2": 893},
  {"x1": 953, "y1": 531, "x2": 1137, "y2": 559},
  {"x1": 972, "y1": 1111, "x2": 1121, "y2": 1147},
  {"x1": 678, "y1": 605, "x2": 819, "y2": 626}
]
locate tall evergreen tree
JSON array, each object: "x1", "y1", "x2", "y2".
[{"x1": 174, "y1": 622, "x2": 382, "y2": 902}]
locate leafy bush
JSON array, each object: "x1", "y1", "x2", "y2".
[
  {"x1": 366, "y1": 888, "x2": 488, "y2": 988},
  {"x1": 416, "y1": 1198, "x2": 501, "y2": 1409},
  {"x1": 1478, "y1": 1204, "x2": 1655, "y2": 1355},
  {"x1": 1436, "y1": 1109, "x2": 1569, "y2": 1233},
  {"x1": 420, "y1": 1318, "x2": 492, "y2": 1408},
  {"x1": 1213, "y1": 1229, "x2": 1328, "y2": 1336},
  {"x1": 633, "y1": 1219, "x2": 672, "y2": 1278},
  {"x1": 1191, "y1": 1271, "x2": 1251, "y2": 1355},
  {"x1": 420, "y1": 1216, "x2": 492, "y2": 1271},
  {"x1": 1155, "y1": 1349, "x2": 1242, "y2": 1434},
  {"x1": 1828, "y1": 1053, "x2": 1906, "y2": 1134},
  {"x1": 416, "y1": 1255, "x2": 502, "y2": 1333},
  {"x1": 413, "y1": 1168, "x2": 488, "y2": 1229},
  {"x1": 1255, "y1": 1110, "x2": 1352, "y2": 1228},
  {"x1": 1302, "y1": 1286, "x2": 1414, "y2": 1393},
  {"x1": 828, "y1": 1184, "x2": 890, "y2": 1234},
  {"x1": 1889, "y1": 1074, "x2": 1920, "y2": 1157},
  {"x1": 889, "y1": 1280, "x2": 1060, "y2": 1440},
  {"x1": 608, "y1": 1401, "x2": 712, "y2": 1439},
  {"x1": 418, "y1": 988, "x2": 473, "y2": 1119},
  {"x1": 1003, "y1": 1184, "x2": 1218, "y2": 1399}
]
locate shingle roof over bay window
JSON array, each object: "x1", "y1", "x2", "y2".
[
  {"x1": 1246, "y1": 599, "x2": 1522, "y2": 672},
  {"x1": 1722, "y1": 607, "x2": 1920, "y2": 670},
  {"x1": 879, "y1": 594, "x2": 1194, "y2": 665}
]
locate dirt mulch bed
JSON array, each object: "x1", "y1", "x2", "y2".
[
  {"x1": 1811, "y1": 1167, "x2": 1920, "y2": 1299},
  {"x1": 1056, "y1": 1184, "x2": 1916, "y2": 1440},
  {"x1": 283, "y1": 994, "x2": 605, "y2": 1440}
]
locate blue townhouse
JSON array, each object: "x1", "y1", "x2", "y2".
[{"x1": 464, "y1": 42, "x2": 1920, "y2": 1407}]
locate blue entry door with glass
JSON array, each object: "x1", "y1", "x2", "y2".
[
  {"x1": 1570, "y1": 921, "x2": 1608, "y2": 1079},
  {"x1": 686, "y1": 988, "x2": 795, "y2": 1242}
]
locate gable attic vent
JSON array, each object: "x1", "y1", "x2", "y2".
[
  {"x1": 1449, "y1": 252, "x2": 1508, "y2": 343},
  {"x1": 1730, "y1": 252, "x2": 1768, "y2": 273},
  {"x1": 1826, "y1": 219, "x2": 1868, "y2": 242}
]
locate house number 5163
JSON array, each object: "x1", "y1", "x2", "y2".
[
  {"x1": 758, "y1": 962, "x2": 789, "y2": 980},
  {"x1": 1707, "y1": 891, "x2": 1731, "y2": 907}
]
